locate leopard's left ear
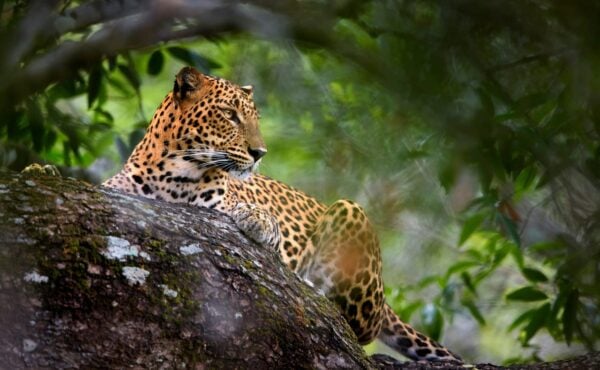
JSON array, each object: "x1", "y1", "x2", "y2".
[
  {"x1": 241, "y1": 85, "x2": 253, "y2": 98},
  {"x1": 174, "y1": 67, "x2": 205, "y2": 101}
]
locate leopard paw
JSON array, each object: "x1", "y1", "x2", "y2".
[
  {"x1": 21, "y1": 163, "x2": 61, "y2": 177},
  {"x1": 231, "y1": 203, "x2": 281, "y2": 252}
]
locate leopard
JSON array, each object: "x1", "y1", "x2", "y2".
[{"x1": 103, "y1": 66, "x2": 463, "y2": 363}]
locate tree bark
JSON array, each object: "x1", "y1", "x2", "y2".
[
  {"x1": 0, "y1": 170, "x2": 596, "y2": 369},
  {"x1": 0, "y1": 170, "x2": 371, "y2": 369}
]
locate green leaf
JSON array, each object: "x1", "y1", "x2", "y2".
[
  {"x1": 459, "y1": 213, "x2": 486, "y2": 246},
  {"x1": 147, "y1": 50, "x2": 164, "y2": 76},
  {"x1": 517, "y1": 92, "x2": 548, "y2": 111},
  {"x1": 462, "y1": 299, "x2": 485, "y2": 325},
  {"x1": 92, "y1": 109, "x2": 114, "y2": 126},
  {"x1": 118, "y1": 63, "x2": 140, "y2": 91},
  {"x1": 506, "y1": 286, "x2": 548, "y2": 302},
  {"x1": 129, "y1": 126, "x2": 146, "y2": 148},
  {"x1": 48, "y1": 78, "x2": 84, "y2": 99},
  {"x1": 492, "y1": 241, "x2": 510, "y2": 265},
  {"x1": 514, "y1": 166, "x2": 538, "y2": 195},
  {"x1": 167, "y1": 46, "x2": 193, "y2": 64},
  {"x1": 522, "y1": 303, "x2": 551, "y2": 344},
  {"x1": 62, "y1": 141, "x2": 71, "y2": 167},
  {"x1": 521, "y1": 267, "x2": 548, "y2": 283},
  {"x1": 398, "y1": 301, "x2": 423, "y2": 322},
  {"x1": 438, "y1": 160, "x2": 455, "y2": 191},
  {"x1": 441, "y1": 283, "x2": 457, "y2": 305},
  {"x1": 494, "y1": 111, "x2": 520, "y2": 122},
  {"x1": 335, "y1": 19, "x2": 377, "y2": 51},
  {"x1": 105, "y1": 74, "x2": 132, "y2": 95},
  {"x1": 4, "y1": 109, "x2": 23, "y2": 139},
  {"x1": 477, "y1": 87, "x2": 495, "y2": 117},
  {"x1": 107, "y1": 55, "x2": 117, "y2": 71},
  {"x1": 508, "y1": 241, "x2": 524, "y2": 269},
  {"x1": 420, "y1": 303, "x2": 443, "y2": 341},
  {"x1": 529, "y1": 240, "x2": 564, "y2": 253},
  {"x1": 446, "y1": 260, "x2": 480, "y2": 277},
  {"x1": 167, "y1": 46, "x2": 221, "y2": 73},
  {"x1": 26, "y1": 99, "x2": 44, "y2": 152},
  {"x1": 115, "y1": 136, "x2": 130, "y2": 163},
  {"x1": 44, "y1": 128, "x2": 57, "y2": 151},
  {"x1": 460, "y1": 271, "x2": 477, "y2": 294},
  {"x1": 562, "y1": 289, "x2": 579, "y2": 345},
  {"x1": 464, "y1": 194, "x2": 496, "y2": 211},
  {"x1": 509, "y1": 307, "x2": 536, "y2": 331},
  {"x1": 87, "y1": 66, "x2": 103, "y2": 108},
  {"x1": 415, "y1": 275, "x2": 439, "y2": 289},
  {"x1": 68, "y1": 135, "x2": 82, "y2": 162},
  {"x1": 497, "y1": 212, "x2": 521, "y2": 248}
]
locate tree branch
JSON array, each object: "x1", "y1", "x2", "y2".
[
  {"x1": 2, "y1": 0, "x2": 291, "y2": 105},
  {"x1": 0, "y1": 170, "x2": 374, "y2": 369}
]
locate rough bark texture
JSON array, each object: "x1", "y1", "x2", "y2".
[
  {"x1": 0, "y1": 170, "x2": 596, "y2": 369},
  {"x1": 0, "y1": 170, "x2": 371, "y2": 369}
]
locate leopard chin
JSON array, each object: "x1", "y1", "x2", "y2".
[
  {"x1": 229, "y1": 159, "x2": 261, "y2": 180},
  {"x1": 229, "y1": 167, "x2": 253, "y2": 180}
]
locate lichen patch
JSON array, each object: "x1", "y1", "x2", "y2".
[
  {"x1": 24, "y1": 271, "x2": 49, "y2": 283},
  {"x1": 22, "y1": 339, "x2": 38, "y2": 352},
  {"x1": 159, "y1": 284, "x2": 178, "y2": 298},
  {"x1": 122, "y1": 266, "x2": 150, "y2": 286},
  {"x1": 139, "y1": 251, "x2": 152, "y2": 261},
  {"x1": 180, "y1": 243, "x2": 203, "y2": 255},
  {"x1": 103, "y1": 236, "x2": 138, "y2": 261}
]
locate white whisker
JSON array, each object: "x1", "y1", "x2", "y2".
[{"x1": 158, "y1": 146, "x2": 248, "y2": 176}]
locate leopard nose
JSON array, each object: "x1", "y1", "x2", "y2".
[{"x1": 248, "y1": 147, "x2": 267, "y2": 161}]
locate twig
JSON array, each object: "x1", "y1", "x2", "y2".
[{"x1": 486, "y1": 48, "x2": 572, "y2": 73}]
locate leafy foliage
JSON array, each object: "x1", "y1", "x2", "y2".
[{"x1": 0, "y1": 0, "x2": 598, "y2": 363}]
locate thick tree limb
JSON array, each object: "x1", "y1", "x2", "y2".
[{"x1": 0, "y1": 170, "x2": 374, "y2": 369}]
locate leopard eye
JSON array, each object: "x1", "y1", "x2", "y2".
[{"x1": 221, "y1": 108, "x2": 240, "y2": 124}]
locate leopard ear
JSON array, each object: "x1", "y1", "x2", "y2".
[
  {"x1": 173, "y1": 67, "x2": 204, "y2": 101},
  {"x1": 241, "y1": 85, "x2": 253, "y2": 98}
]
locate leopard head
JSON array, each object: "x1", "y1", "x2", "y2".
[{"x1": 154, "y1": 66, "x2": 267, "y2": 179}]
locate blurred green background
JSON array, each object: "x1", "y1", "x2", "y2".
[{"x1": 1, "y1": 0, "x2": 599, "y2": 364}]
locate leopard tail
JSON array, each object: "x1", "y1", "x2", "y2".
[{"x1": 377, "y1": 303, "x2": 463, "y2": 363}]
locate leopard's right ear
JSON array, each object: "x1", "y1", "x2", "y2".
[{"x1": 173, "y1": 67, "x2": 205, "y2": 102}]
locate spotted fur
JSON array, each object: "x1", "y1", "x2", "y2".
[{"x1": 103, "y1": 67, "x2": 462, "y2": 363}]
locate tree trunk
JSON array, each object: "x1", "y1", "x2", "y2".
[{"x1": 0, "y1": 170, "x2": 595, "y2": 369}]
